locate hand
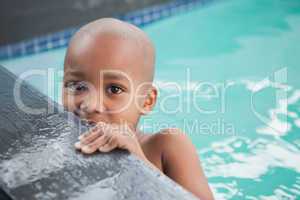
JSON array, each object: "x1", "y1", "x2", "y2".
[{"x1": 75, "y1": 122, "x2": 145, "y2": 159}]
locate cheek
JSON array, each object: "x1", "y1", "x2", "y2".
[
  {"x1": 106, "y1": 94, "x2": 132, "y2": 111},
  {"x1": 110, "y1": 107, "x2": 140, "y2": 127},
  {"x1": 62, "y1": 91, "x2": 82, "y2": 112},
  {"x1": 108, "y1": 96, "x2": 141, "y2": 124},
  {"x1": 133, "y1": 93, "x2": 147, "y2": 112}
]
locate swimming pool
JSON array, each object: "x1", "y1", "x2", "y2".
[{"x1": 1, "y1": 0, "x2": 300, "y2": 199}]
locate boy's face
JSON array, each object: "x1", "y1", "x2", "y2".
[{"x1": 63, "y1": 34, "x2": 156, "y2": 129}]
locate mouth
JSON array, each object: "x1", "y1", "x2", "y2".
[
  {"x1": 80, "y1": 118, "x2": 97, "y2": 127},
  {"x1": 86, "y1": 120, "x2": 97, "y2": 126},
  {"x1": 73, "y1": 110, "x2": 107, "y2": 126}
]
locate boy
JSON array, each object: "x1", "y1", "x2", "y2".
[{"x1": 63, "y1": 18, "x2": 213, "y2": 200}]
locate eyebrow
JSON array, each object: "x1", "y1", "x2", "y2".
[
  {"x1": 64, "y1": 68, "x2": 129, "y2": 82},
  {"x1": 64, "y1": 70, "x2": 84, "y2": 79},
  {"x1": 102, "y1": 72, "x2": 129, "y2": 81}
]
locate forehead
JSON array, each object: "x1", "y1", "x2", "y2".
[
  {"x1": 64, "y1": 65, "x2": 131, "y2": 82},
  {"x1": 64, "y1": 34, "x2": 145, "y2": 82}
]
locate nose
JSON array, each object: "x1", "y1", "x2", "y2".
[{"x1": 79, "y1": 92, "x2": 106, "y2": 114}]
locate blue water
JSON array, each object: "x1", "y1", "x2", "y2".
[{"x1": 1, "y1": 0, "x2": 300, "y2": 199}]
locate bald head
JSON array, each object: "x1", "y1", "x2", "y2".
[
  {"x1": 63, "y1": 18, "x2": 158, "y2": 127},
  {"x1": 65, "y1": 18, "x2": 155, "y2": 82}
]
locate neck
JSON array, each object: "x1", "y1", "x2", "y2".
[{"x1": 135, "y1": 128, "x2": 146, "y2": 143}]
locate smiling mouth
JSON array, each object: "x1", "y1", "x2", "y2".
[
  {"x1": 80, "y1": 118, "x2": 97, "y2": 127},
  {"x1": 87, "y1": 119, "x2": 109, "y2": 126},
  {"x1": 87, "y1": 120, "x2": 97, "y2": 126}
]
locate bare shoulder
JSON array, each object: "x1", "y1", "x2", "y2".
[
  {"x1": 151, "y1": 128, "x2": 193, "y2": 147},
  {"x1": 145, "y1": 128, "x2": 195, "y2": 158},
  {"x1": 139, "y1": 128, "x2": 189, "y2": 172},
  {"x1": 148, "y1": 128, "x2": 214, "y2": 200},
  {"x1": 140, "y1": 127, "x2": 192, "y2": 159}
]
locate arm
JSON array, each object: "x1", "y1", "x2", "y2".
[{"x1": 160, "y1": 129, "x2": 214, "y2": 200}]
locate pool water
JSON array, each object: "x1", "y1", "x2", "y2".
[{"x1": 1, "y1": 0, "x2": 300, "y2": 199}]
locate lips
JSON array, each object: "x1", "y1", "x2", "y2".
[
  {"x1": 85, "y1": 118, "x2": 109, "y2": 126},
  {"x1": 86, "y1": 120, "x2": 97, "y2": 126}
]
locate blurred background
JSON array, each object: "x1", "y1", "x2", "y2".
[{"x1": 0, "y1": 0, "x2": 170, "y2": 45}]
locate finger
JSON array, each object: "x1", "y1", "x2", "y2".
[
  {"x1": 78, "y1": 127, "x2": 96, "y2": 140},
  {"x1": 81, "y1": 133, "x2": 111, "y2": 154},
  {"x1": 80, "y1": 127, "x2": 104, "y2": 145},
  {"x1": 79, "y1": 121, "x2": 107, "y2": 139},
  {"x1": 99, "y1": 136, "x2": 118, "y2": 152}
]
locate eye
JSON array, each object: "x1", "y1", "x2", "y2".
[
  {"x1": 106, "y1": 84, "x2": 124, "y2": 95},
  {"x1": 64, "y1": 81, "x2": 88, "y2": 94}
]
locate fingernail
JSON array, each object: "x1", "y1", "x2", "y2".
[
  {"x1": 74, "y1": 142, "x2": 81, "y2": 149},
  {"x1": 99, "y1": 145, "x2": 107, "y2": 152},
  {"x1": 82, "y1": 145, "x2": 91, "y2": 152}
]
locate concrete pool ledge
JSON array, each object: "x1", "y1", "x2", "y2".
[{"x1": 0, "y1": 65, "x2": 197, "y2": 200}]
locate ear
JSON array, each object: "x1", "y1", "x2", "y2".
[{"x1": 141, "y1": 86, "x2": 157, "y2": 115}]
